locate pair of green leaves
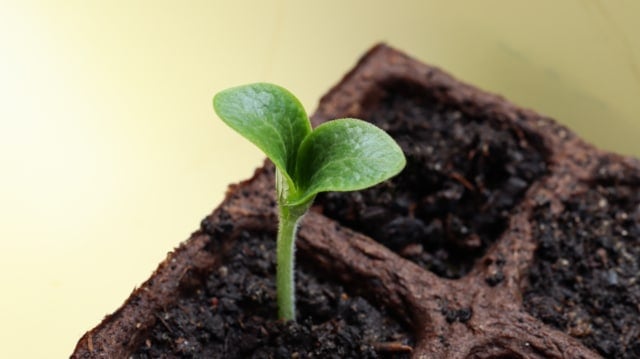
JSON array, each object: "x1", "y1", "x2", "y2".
[{"x1": 213, "y1": 83, "x2": 406, "y2": 206}]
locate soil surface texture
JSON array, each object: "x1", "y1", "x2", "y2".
[
  {"x1": 524, "y1": 165, "x2": 640, "y2": 359},
  {"x1": 132, "y1": 231, "x2": 412, "y2": 358},
  {"x1": 316, "y1": 78, "x2": 548, "y2": 279}
]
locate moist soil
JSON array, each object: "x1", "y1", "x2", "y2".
[
  {"x1": 132, "y1": 231, "x2": 413, "y2": 358},
  {"x1": 524, "y1": 166, "x2": 640, "y2": 358},
  {"x1": 316, "y1": 79, "x2": 548, "y2": 279}
]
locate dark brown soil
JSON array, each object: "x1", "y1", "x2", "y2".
[
  {"x1": 524, "y1": 165, "x2": 640, "y2": 358},
  {"x1": 132, "y1": 230, "x2": 413, "y2": 358},
  {"x1": 316, "y1": 79, "x2": 548, "y2": 278}
]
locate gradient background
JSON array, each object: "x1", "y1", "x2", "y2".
[{"x1": 1, "y1": 1, "x2": 639, "y2": 357}]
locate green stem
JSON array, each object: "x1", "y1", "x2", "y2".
[
  {"x1": 276, "y1": 204, "x2": 303, "y2": 321},
  {"x1": 275, "y1": 169, "x2": 313, "y2": 321}
]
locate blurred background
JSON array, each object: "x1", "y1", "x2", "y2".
[{"x1": 1, "y1": 1, "x2": 638, "y2": 357}]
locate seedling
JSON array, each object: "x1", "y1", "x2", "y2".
[{"x1": 213, "y1": 83, "x2": 406, "y2": 321}]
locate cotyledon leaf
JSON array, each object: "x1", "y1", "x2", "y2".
[
  {"x1": 213, "y1": 83, "x2": 312, "y2": 186},
  {"x1": 291, "y1": 118, "x2": 406, "y2": 205}
]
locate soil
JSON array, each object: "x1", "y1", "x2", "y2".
[
  {"x1": 132, "y1": 230, "x2": 413, "y2": 358},
  {"x1": 524, "y1": 165, "x2": 640, "y2": 358},
  {"x1": 316, "y1": 78, "x2": 548, "y2": 278}
]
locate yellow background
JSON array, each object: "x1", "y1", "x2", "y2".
[{"x1": 1, "y1": 1, "x2": 639, "y2": 357}]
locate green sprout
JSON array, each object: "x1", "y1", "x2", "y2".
[{"x1": 213, "y1": 83, "x2": 406, "y2": 321}]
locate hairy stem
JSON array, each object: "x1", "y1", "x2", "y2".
[
  {"x1": 276, "y1": 204, "x2": 303, "y2": 320},
  {"x1": 275, "y1": 169, "x2": 312, "y2": 321}
]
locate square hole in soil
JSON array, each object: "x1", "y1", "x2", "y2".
[
  {"x1": 315, "y1": 78, "x2": 549, "y2": 279},
  {"x1": 525, "y1": 163, "x2": 640, "y2": 359},
  {"x1": 132, "y1": 231, "x2": 413, "y2": 358}
]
